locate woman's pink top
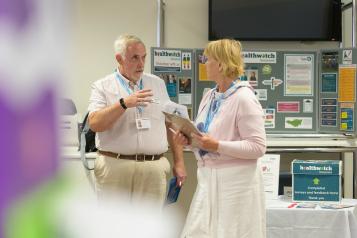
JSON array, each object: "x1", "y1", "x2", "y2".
[{"x1": 194, "y1": 82, "x2": 266, "y2": 168}]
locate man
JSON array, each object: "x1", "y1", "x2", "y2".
[{"x1": 88, "y1": 34, "x2": 186, "y2": 207}]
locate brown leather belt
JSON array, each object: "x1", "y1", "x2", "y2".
[{"x1": 98, "y1": 150, "x2": 163, "y2": 162}]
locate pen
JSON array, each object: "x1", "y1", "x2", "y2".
[
  {"x1": 168, "y1": 127, "x2": 177, "y2": 135},
  {"x1": 288, "y1": 203, "x2": 297, "y2": 208}
]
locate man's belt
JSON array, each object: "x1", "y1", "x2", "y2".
[{"x1": 98, "y1": 150, "x2": 163, "y2": 161}]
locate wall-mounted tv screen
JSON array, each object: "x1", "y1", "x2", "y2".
[{"x1": 209, "y1": 0, "x2": 342, "y2": 41}]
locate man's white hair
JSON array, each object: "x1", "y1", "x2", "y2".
[{"x1": 114, "y1": 34, "x2": 144, "y2": 58}]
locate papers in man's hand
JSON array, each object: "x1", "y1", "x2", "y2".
[
  {"x1": 165, "y1": 177, "x2": 181, "y2": 205},
  {"x1": 162, "y1": 101, "x2": 189, "y2": 119}
]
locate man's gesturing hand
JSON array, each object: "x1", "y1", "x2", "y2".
[{"x1": 124, "y1": 89, "x2": 153, "y2": 108}]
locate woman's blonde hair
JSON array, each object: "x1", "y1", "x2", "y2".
[{"x1": 203, "y1": 39, "x2": 244, "y2": 78}]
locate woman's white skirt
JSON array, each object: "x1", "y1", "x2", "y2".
[{"x1": 180, "y1": 162, "x2": 266, "y2": 238}]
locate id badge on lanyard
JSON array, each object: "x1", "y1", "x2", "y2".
[
  {"x1": 134, "y1": 85, "x2": 151, "y2": 130},
  {"x1": 136, "y1": 107, "x2": 151, "y2": 130},
  {"x1": 136, "y1": 118, "x2": 151, "y2": 130}
]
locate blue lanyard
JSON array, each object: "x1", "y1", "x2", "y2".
[
  {"x1": 115, "y1": 70, "x2": 144, "y2": 114},
  {"x1": 202, "y1": 94, "x2": 222, "y2": 133},
  {"x1": 200, "y1": 82, "x2": 235, "y2": 133},
  {"x1": 195, "y1": 81, "x2": 250, "y2": 158},
  {"x1": 115, "y1": 70, "x2": 143, "y2": 95}
]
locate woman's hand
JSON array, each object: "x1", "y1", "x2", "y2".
[
  {"x1": 171, "y1": 129, "x2": 190, "y2": 146},
  {"x1": 192, "y1": 133, "x2": 219, "y2": 152}
]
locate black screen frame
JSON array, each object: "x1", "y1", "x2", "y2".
[{"x1": 208, "y1": 0, "x2": 342, "y2": 41}]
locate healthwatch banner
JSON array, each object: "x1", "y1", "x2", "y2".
[
  {"x1": 292, "y1": 160, "x2": 341, "y2": 175},
  {"x1": 243, "y1": 51, "x2": 277, "y2": 64},
  {"x1": 153, "y1": 49, "x2": 182, "y2": 72}
]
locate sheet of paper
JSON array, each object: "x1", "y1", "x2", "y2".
[
  {"x1": 162, "y1": 101, "x2": 189, "y2": 119},
  {"x1": 260, "y1": 154, "x2": 280, "y2": 200}
]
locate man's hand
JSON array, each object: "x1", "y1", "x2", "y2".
[
  {"x1": 173, "y1": 162, "x2": 187, "y2": 187},
  {"x1": 166, "y1": 124, "x2": 187, "y2": 187},
  {"x1": 124, "y1": 89, "x2": 153, "y2": 108}
]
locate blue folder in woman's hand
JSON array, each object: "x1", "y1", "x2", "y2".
[{"x1": 166, "y1": 177, "x2": 181, "y2": 204}]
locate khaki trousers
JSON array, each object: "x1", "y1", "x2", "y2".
[{"x1": 94, "y1": 154, "x2": 171, "y2": 208}]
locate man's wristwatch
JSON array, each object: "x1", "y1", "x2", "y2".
[{"x1": 119, "y1": 98, "x2": 127, "y2": 110}]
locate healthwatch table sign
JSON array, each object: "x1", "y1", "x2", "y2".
[{"x1": 292, "y1": 160, "x2": 342, "y2": 202}]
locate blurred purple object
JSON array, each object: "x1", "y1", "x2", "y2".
[
  {"x1": 0, "y1": 86, "x2": 58, "y2": 237},
  {"x1": 0, "y1": 0, "x2": 33, "y2": 29}
]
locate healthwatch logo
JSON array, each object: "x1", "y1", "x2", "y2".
[
  {"x1": 243, "y1": 51, "x2": 277, "y2": 64},
  {"x1": 299, "y1": 165, "x2": 332, "y2": 171},
  {"x1": 154, "y1": 50, "x2": 181, "y2": 58}
]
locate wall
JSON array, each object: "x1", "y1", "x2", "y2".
[
  {"x1": 67, "y1": 0, "x2": 351, "y2": 115},
  {"x1": 65, "y1": 0, "x2": 158, "y2": 116},
  {"x1": 342, "y1": 0, "x2": 353, "y2": 48}
]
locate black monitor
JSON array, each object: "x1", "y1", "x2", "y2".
[{"x1": 209, "y1": 0, "x2": 342, "y2": 41}]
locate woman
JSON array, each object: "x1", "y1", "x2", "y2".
[{"x1": 175, "y1": 39, "x2": 266, "y2": 238}]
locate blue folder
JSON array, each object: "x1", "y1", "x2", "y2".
[{"x1": 166, "y1": 177, "x2": 181, "y2": 204}]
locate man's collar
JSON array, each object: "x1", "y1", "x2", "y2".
[{"x1": 116, "y1": 68, "x2": 141, "y2": 86}]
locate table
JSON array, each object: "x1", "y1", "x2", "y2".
[
  {"x1": 61, "y1": 146, "x2": 97, "y2": 160},
  {"x1": 267, "y1": 136, "x2": 357, "y2": 198},
  {"x1": 60, "y1": 146, "x2": 97, "y2": 191},
  {"x1": 266, "y1": 198, "x2": 357, "y2": 238}
]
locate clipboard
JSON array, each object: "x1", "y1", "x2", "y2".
[{"x1": 163, "y1": 111, "x2": 201, "y2": 146}]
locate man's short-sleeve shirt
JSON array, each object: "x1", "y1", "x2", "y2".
[{"x1": 88, "y1": 71, "x2": 170, "y2": 154}]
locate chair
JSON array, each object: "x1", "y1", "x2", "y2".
[
  {"x1": 60, "y1": 98, "x2": 79, "y2": 147},
  {"x1": 60, "y1": 98, "x2": 96, "y2": 190}
]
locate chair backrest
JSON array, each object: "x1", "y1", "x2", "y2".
[
  {"x1": 60, "y1": 98, "x2": 77, "y2": 115},
  {"x1": 60, "y1": 98, "x2": 79, "y2": 147},
  {"x1": 79, "y1": 112, "x2": 95, "y2": 171},
  {"x1": 80, "y1": 112, "x2": 97, "y2": 153}
]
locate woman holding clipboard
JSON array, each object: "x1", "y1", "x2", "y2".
[{"x1": 174, "y1": 39, "x2": 266, "y2": 238}]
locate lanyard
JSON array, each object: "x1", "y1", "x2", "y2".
[
  {"x1": 195, "y1": 81, "x2": 251, "y2": 158},
  {"x1": 202, "y1": 93, "x2": 223, "y2": 133},
  {"x1": 115, "y1": 70, "x2": 144, "y2": 115},
  {"x1": 200, "y1": 82, "x2": 237, "y2": 133},
  {"x1": 115, "y1": 70, "x2": 143, "y2": 95}
]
